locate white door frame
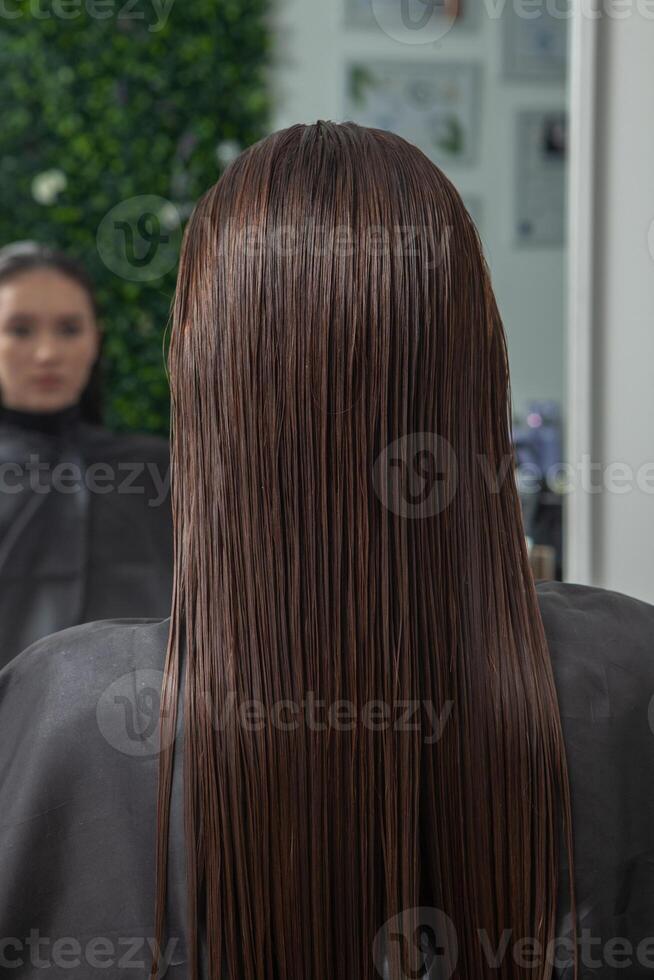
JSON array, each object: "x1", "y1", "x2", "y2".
[{"x1": 564, "y1": 0, "x2": 600, "y2": 583}]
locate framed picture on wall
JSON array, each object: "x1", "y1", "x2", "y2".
[
  {"x1": 503, "y1": 6, "x2": 567, "y2": 81},
  {"x1": 344, "y1": 60, "x2": 481, "y2": 167},
  {"x1": 514, "y1": 110, "x2": 567, "y2": 246}
]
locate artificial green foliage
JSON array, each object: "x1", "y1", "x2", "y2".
[{"x1": 0, "y1": 0, "x2": 272, "y2": 434}]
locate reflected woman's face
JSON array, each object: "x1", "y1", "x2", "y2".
[{"x1": 0, "y1": 268, "x2": 100, "y2": 413}]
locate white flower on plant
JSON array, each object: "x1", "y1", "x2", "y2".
[
  {"x1": 176, "y1": 201, "x2": 196, "y2": 220},
  {"x1": 31, "y1": 169, "x2": 68, "y2": 205},
  {"x1": 158, "y1": 201, "x2": 182, "y2": 230},
  {"x1": 215, "y1": 139, "x2": 241, "y2": 168}
]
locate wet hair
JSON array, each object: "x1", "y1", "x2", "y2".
[
  {"x1": 152, "y1": 121, "x2": 576, "y2": 979},
  {"x1": 0, "y1": 241, "x2": 103, "y2": 423}
]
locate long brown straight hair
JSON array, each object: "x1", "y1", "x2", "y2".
[{"x1": 151, "y1": 121, "x2": 575, "y2": 979}]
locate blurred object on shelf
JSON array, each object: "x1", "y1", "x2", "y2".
[
  {"x1": 513, "y1": 399, "x2": 564, "y2": 580},
  {"x1": 526, "y1": 538, "x2": 558, "y2": 581}
]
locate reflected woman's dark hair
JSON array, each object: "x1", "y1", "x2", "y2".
[{"x1": 0, "y1": 241, "x2": 104, "y2": 424}]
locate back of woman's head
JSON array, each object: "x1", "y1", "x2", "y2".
[{"x1": 154, "y1": 121, "x2": 574, "y2": 980}]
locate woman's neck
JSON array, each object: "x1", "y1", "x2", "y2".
[{"x1": 0, "y1": 400, "x2": 82, "y2": 437}]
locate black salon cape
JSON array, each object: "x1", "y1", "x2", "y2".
[
  {"x1": 1, "y1": 581, "x2": 654, "y2": 978},
  {"x1": 0, "y1": 415, "x2": 173, "y2": 669}
]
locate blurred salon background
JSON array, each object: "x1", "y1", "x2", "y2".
[{"x1": 0, "y1": 0, "x2": 652, "y2": 665}]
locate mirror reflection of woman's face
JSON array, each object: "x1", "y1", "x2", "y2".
[{"x1": 0, "y1": 268, "x2": 100, "y2": 413}]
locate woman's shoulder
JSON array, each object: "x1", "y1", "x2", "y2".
[
  {"x1": 535, "y1": 579, "x2": 654, "y2": 718},
  {"x1": 0, "y1": 616, "x2": 184, "y2": 970},
  {"x1": 536, "y1": 579, "x2": 654, "y2": 650},
  {"x1": 537, "y1": 582, "x2": 654, "y2": 965},
  {"x1": 0, "y1": 615, "x2": 171, "y2": 745}
]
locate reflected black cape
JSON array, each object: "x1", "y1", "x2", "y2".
[
  {"x1": 0, "y1": 415, "x2": 173, "y2": 669},
  {"x1": 1, "y1": 581, "x2": 654, "y2": 978}
]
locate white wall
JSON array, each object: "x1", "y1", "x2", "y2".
[
  {"x1": 571, "y1": 9, "x2": 654, "y2": 602},
  {"x1": 269, "y1": 0, "x2": 568, "y2": 420}
]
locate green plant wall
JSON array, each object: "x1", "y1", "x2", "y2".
[{"x1": 0, "y1": 0, "x2": 271, "y2": 434}]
